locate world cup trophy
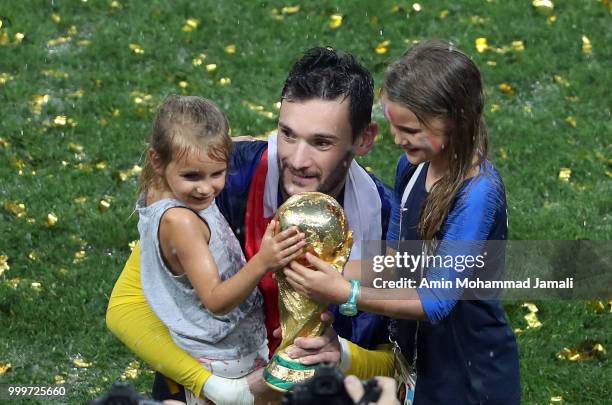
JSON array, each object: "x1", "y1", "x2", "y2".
[{"x1": 263, "y1": 192, "x2": 353, "y2": 392}]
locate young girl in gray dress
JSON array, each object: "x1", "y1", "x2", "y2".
[{"x1": 136, "y1": 95, "x2": 305, "y2": 404}]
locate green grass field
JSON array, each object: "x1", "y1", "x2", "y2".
[{"x1": 1, "y1": 0, "x2": 610, "y2": 403}]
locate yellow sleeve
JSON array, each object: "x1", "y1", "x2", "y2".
[
  {"x1": 106, "y1": 242, "x2": 210, "y2": 395},
  {"x1": 345, "y1": 341, "x2": 395, "y2": 379}
]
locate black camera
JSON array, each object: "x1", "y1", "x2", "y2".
[{"x1": 281, "y1": 363, "x2": 381, "y2": 405}]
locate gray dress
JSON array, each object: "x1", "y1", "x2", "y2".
[{"x1": 136, "y1": 196, "x2": 266, "y2": 360}]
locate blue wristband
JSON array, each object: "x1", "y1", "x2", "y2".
[{"x1": 339, "y1": 279, "x2": 360, "y2": 316}]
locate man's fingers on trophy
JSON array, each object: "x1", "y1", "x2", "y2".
[{"x1": 320, "y1": 310, "x2": 334, "y2": 324}]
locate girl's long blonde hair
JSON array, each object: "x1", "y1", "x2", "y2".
[
  {"x1": 139, "y1": 95, "x2": 232, "y2": 194},
  {"x1": 383, "y1": 40, "x2": 488, "y2": 240}
]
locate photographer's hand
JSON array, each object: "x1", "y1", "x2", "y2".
[{"x1": 345, "y1": 376, "x2": 399, "y2": 405}]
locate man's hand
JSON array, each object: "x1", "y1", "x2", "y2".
[
  {"x1": 288, "y1": 311, "x2": 341, "y2": 365},
  {"x1": 344, "y1": 376, "x2": 400, "y2": 405},
  {"x1": 245, "y1": 368, "x2": 282, "y2": 405}
]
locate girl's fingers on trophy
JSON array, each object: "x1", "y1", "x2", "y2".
[{"x1": 278, "y1": 233, "x2": 305, "y2": 249}]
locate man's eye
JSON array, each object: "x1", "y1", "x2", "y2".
[
  {"x1": 315, "y1": 141, "x2": 332, "y2": 149},
  {"x1": 280, "y1": 129, "x2": 295, "y2": 140}
]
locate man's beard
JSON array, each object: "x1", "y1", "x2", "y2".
[{"x1": 278, "y1": 150, "x2": 354, "y2": 200}]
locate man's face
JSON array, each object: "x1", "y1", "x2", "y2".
[{"x1": 276, "y1": 98, "x2": 357, "y2": 199}]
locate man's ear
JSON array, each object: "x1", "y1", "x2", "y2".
[
  {"x1": 354, "y1": 122, "x2": 378, "y2": 156},
  {"x1": 148, "y1": 147, "x2": 165, "y2": 175}
]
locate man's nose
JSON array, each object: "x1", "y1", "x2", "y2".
[{"x1": 288, "y1": 140, "x2": 312, "y2": 169}]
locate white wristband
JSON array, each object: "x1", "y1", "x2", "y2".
[
  {"x1": 338, "y1": 336, "x2": 352, "y2": 373},
  {"x1": 202, "y1": 374, "x2": 254, "y2": 405}
]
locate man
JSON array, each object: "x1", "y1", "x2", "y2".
[{"x1": 106, "y1": 47, "x2": 394, "y2": 404}]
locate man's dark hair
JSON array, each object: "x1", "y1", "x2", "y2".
[{"x1": 281, "y1": 47, "x2": 374, "y2": 139}]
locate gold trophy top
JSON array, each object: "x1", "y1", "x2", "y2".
[{"x1": 275, "y1": 192, "x2": 353, "y2": 269}]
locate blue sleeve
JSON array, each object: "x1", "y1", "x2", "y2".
[
  {"x1": 386, "y1": 155, "x2": 411, "y2": 242},
  {"x1": 417, "y1": 171, "x2": 507, "y2": 324}
]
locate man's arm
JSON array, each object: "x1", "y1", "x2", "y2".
[{"x1": 105, "y1": 243, "x2": 210, "y2": 395}]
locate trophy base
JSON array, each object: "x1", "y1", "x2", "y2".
[{"x1": 263, "y1": 349, "x2": 317, "y2": 392}]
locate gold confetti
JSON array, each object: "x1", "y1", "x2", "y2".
[
  {"x1": 0, "y1": 137, "x2": 10, "y2": 148},
  {"x1": 67, "y1": 25, "x2": 77, "y2": 35},
  {"x1": 586, "y1": 300, "x2": 608, "y2": 313},
  {"x1": 224, "y1": 44, "x2": 236, "y2": 54},
  {"x1": 475, "y1": 37, "x2": 488, "y2": 53},
  {"x1": 524, "y1": 311, "x2": 542, "y2": 329},
  {"x1": 4, "y1": 201, "x2": 27, "y2": 217},
  {"x1": 219, "y1": 77, "x2": 231, "y2": 85},
  {"x1": 550, "y1": 396, "x2": 563, "y2": 403},
  {"x1": 74, "y1": 196, "x2": 88, "y2": 204},
  {"x1": 439, "y1": 9, "x2": 449, "y2": 19},
  {"x1": 69, "y1": 89, "x2": 85, "y2": 98},
  {"x1": 557, "y1": 342, "x2": 605, "y2": 361},
  {"x1": 74, "y1": 250, "x2": 86, "y2": 263},
  {"x1": 51, "y1": 13, "x2": 61, "y2": 23},
  {"x1": 470, "y1": 15, "x2": 485, "y2": 25},
  {"x1": 14, "y1": 33, "x2": 25, "y2": 44},
  {"x1": 0, "y1": 72, "x2": 15, "y2": 85},
  {"x1": 72, "y1": 355, "x2": 92, "y2": 368},
  {"x1": 95, "y1": 161, "x2": 107, "y2": 170},
  {"x1": 499, "y1": 148, "x2": 509, "y2": 160},
  {"x1": 129, "y1": 43, "x2": 144, "y2": 54},
  {"x1": 499, "y1": 83, "x2": 513, "y2": 94},
  {"x1": 192, "y1": 53, "x2": 207, "y2": 66},
  {"x1": 329, "y1": 14, "x2": 343, "y2": 29},
  {"x1": 182, "y1": 18, "x2": 199, "y2": 32},
  {"x1": 565, "y1": 116, "x2": 577, "y2": 128},
  {"x1": 120, "y1": 360, "x2": 141, "y2": 380},
  {"x1": 47, "y1": 36, "x2": 72, "y2": 47},
  {"x1": 77, "y1": 39, "x2": 91, "y2": 46},
  {"x1": 28, "y1": 251, "x2": 39, "y2": 261},
  {"x1": 131, "y1": 91, "x2": 153, "y2": 105},
  {"x1": 547, "y1": 15, "x2": 557, "y2": 24},
  {"x1": 128, "y1": 240, "x2": 138, "y2": 251},
  {"x1": 99, "y1": 199, "x2": 111, "y2": 211},
  {"x1": 110, "y1": 0, "x2": 123, "y2": 8},
  {"x1": 553, "y1": 75, "x2": 570, "y2": 87},
  {"x1": 46, "y1": 213, "x2": 58, "y2": 226},
  {"x1": 558, "y1": 168, "x2": 572, "y2": 182},
  {"x1": 581, "y1": 35, "x2": 592, "y2": 54},
  {"x1": 0, "y1": 32, "x2": 8, "y2": 46},
  {"x1": 281, "y1": 5, "x2": 300, "y2": 14},
  {"x1": 6, "y1": 278, "x2": 20, "y2": 289},
  {"x1": 178, "y1": 80, "x2": 188, "y2": 89},
  {"x1": 375, "y1": 40, "x2": 391, "y2": 54},
  {"x1": 54, "y1": 375, "x2": 66, "y2": 384},
  {"x1": 42, "y1": 69, "x2": 69, "y2": 79},
  {"x1": 31, "y1": 282, "x2": 42, "y2": 291},
  {"x1": 0, "y1": 362, "x2": 11, "y2": 375},
  {"x1": 205, "y1": 63, "x2": 217, "y2": 72},
  {"x1": 412, "y1": 3, "x2": 422, "y2": 12},
  {"x1": 54, "y1": 115, "x2": 67, "y2": 126},
  {"x1": 68, "y1": 142, "x2": 84, "y2": 153},
  {"x1": 0, "y1": 255, "x2": 9, "y2": 276},
  {"x1": 31, "y1": 94, "x2": 50, "y2": 115},
  {"x1": 511, "y1": 40, "x2": 525, "y2": 52},
  {"x1": 532, "y1": 0, "x2": 554, "y2": 15}
]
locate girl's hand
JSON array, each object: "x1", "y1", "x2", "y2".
[
  {"x1": 255, "y1": 220, "x2": 306, "y2": 272},
  {"x1": 283, "y1": 253, "x2": 351, "y2": 304}
]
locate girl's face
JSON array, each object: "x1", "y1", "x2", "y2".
[
  {"x1": 381, "y1": 94, "x2": 448, "y2": 166},
  {"x1": 159, "y1": 149, "x2": 227, "y2": 212}
]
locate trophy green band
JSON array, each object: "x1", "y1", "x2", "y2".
[{"x1": 263, "y1": 192, "x2": 352, "y2": 392}]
